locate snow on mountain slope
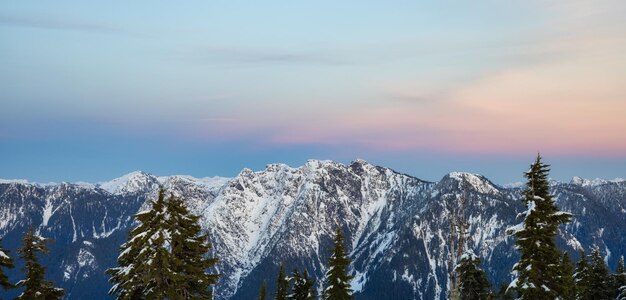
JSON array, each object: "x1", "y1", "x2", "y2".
[
  {"x1": 199, "y1": 159, "x2": 432, "y2": 298},
  {"x1": 97, "y1": 171, "x2": 159, "y2": 195},
  {"x1": 0, "y1": 160, "x2": 625, "y2": 299},
  {"x1": 570, "y1": 176, "x2": 626, "y2": 187}
]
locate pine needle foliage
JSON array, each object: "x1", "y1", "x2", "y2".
[
  {"x1": 323, "y1": 227, "x2": 353, "y2": 300},
  {"x1": 15, "y1": 228, "x2": 65, "y2": 300},
  {"x1": 558, "y1": 252, "x2": 576, "y2": 300},
  {"x1": 613, "y1": 256, "x2": 626, "y2": 300},
  {"x1": 289, "y1": 269, "x2": 316, "y2": 300},
  {"x1": 0, "y1": 239, "x2": 15, "y2": 291},
  {"x1": 507, "y1": 155, "x2": 572, "y2": 299},
  {"x1": 275, "y1": 263, "x2": 289, "y2": 300},
  {"x1": 107, "y1": 189, "x2": 218, "y2": 299},
  {"x1": 587, "y1": 246, "x2": 610, "y2": 299},
  {"x1": 457, "y1": 251, "x2": 490, "y2": 300},
  {"x1": 574, "y1": 250, "x2": 591, "y2": 300},
  {"x1": 166, "y1": 195, "x2": 219, "y2": 298}
]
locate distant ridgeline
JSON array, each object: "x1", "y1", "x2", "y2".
[{"x1": 0, "y1": 159, "x2": 625, "y2": 299}]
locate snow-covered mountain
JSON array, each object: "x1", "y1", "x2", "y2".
[{"x1": 0, "y1": 160, "x2": 624, "y2": 299}]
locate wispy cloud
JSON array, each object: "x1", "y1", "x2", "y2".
[
  {"x1": 174, "y1": 46, "x2": 351, "y2": 66},
  {"x1": 0, "y1": 13, "x2": 127, "y2": 34}
]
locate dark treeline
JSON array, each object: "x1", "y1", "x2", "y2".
[
  {"x1": 1, "y1": 155, "x2": 625, "y2": 299},
  {"x1": 258, "y1": 227, "x2": 354, "y2": 300},
  {"x1": 441, "y1": 155, "x2": 626, "y2": 300}
]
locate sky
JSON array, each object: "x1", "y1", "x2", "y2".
[{"x1": 1, "y1": 0, "x2": 625, "y2": 184}]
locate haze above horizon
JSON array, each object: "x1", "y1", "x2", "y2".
[{"x1": 1, "y1": 1, "x2": 625, "y2": 183}]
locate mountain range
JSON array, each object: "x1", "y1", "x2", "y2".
[{"x1": 0, "y1": 159, "x2": 625, "y2": 299}]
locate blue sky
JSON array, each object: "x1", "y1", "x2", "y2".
[{"x1": 1, "y1": 1, "x2": 625, "y2": 183}]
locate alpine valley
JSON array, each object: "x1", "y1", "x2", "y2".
[{"x1": 0, "y1": 159, "x2": 624, "y2": 299}]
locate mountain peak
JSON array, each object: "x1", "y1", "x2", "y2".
[
  {"x1": 442, "y1": 172, "x2": 499, "y2": 194},
  {"x1": 304, "y1": 159, "x2": 336, "y2": 168},
  {"x1": 157, "y1": 175, "x2": 231, "y2": 192},
  {"x1": 351, "y1": 158, "x2": 370, "y2": 165},
  {"x1": 1, "y1": 161, "x2": 625, "y2": 299},
  {"x1": 0, "y1": 178, "x2": 30, "y2": 185},
  {"x1": 97, "y1": 171, "x2": 157, "y2": 194},
  {"x1": 570, "y1": 176, "x2": 625, "y2": 187},
  {"x1": 265, "y1": 163, "x2": 293, "y2": 173}
]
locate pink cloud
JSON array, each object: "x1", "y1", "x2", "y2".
[{"x1": 170, "y1": 11, "x2": 626, "y2": 157}]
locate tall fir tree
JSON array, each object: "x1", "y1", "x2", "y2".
[
  {"x1": 0, "y1": 239, "x2": 15, "y2": 292},
  {"x1": 574, "y1": 250, "x2": 591, "y2": 300},
  {"x1": 107, "y1": 189, "x2": 168, "y2": 299},
  {"x1": 142, "y1": 230, "x2": 178, "y2": 299},
  {"x1": 107, "y1": 189, "x2": 218, "y2": 299},
  {"x1": 506, "y1": 155, "x2": 571, "y2": 299},
  {"x1": 611, "y1": 256, "x2": 626, "y2": 300},
  {"x1": 558, "y1": 252, "x2": 576, "y2": 300},
  {"x1": 15, "y1": 228, "x2": 65, "y2": 300},
  {"x1": 257, "y1": 280, "x2": 267, "y2": 300},
  {"x1": 456, "y1": 250, "x2": 490, "y2": 300},
  {"x1": 289, "y1": 269, "x2": 315, "y2": 300},
  {"x1": 275, "y1": 263, "x2": 289, "y2": 300},
  {"x1": 166, "y1": 194, "x2": 219, "y2": 298},
  {"x1": 323, "y1": 227, "x2": 353, "y2": 300},
  {"x1": 587, "y1": 246, "x2": 610, "y2": 299}
]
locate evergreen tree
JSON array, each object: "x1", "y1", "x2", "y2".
[
  {"x1": 107, "y1": 189, "x2": 218, "y2": 299},
  {"x1": 275, "y1": 263, "x2": 289, "y2": 300},
  {"x1": 107, "y1": 189, "x2": 168, "y2": 299},
  {"x1": 0, "y1": 239, "x2": 15, "y2": 291},
  {"x1": 618, "y1": 255, "x2": 625, "y2": 278},
  {"x1": 457, "y1": 250, "x2": 490, "y2": 300},
  {"x1": 587, "y1": 246, "x2": 610, "y2": 299},
  {"x1": 15, "y1": 228, "x2": 65, "y2": 300},
  {"x1": 506, "y1": 155, "x2": 571, "y2": 299},
  {"x1": 611, "y1": 256, "x2": 626, "y2": 300},
  {"x1": 558, "y1": 252, "x2": 576, "y2": 300},
  {"x1": 257, "y1": 280, "x2": 267, "y2": 300},
  {"x1": 166, "y1": 194, "x2": 219, "y2": 298},
  {"x1": 574, "y1": 250, "x2": 591, "y2": 300},
  {"x1": 323, "y1": 227, "x2": 353, "y2": 300},
  {"x1": 289, "y1": 269, "x2": 315, "y2": 300}
]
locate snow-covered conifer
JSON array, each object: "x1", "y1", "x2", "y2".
[
  {"x1": 323, "y1": 227, "x2": 353, "y2": 300},
  {"x1": 574, "y1": 250, "x2": 591, "y2": 300},
  {"x1": 289, "y1": 269, "x2": 315, "y2": 300},
  {"x1": 0, "y1": 239, "x2": 15, "y2": 291},
  {"x1": 107, "y1": 189, "x2": 168, "y2": 299},
  {"x1": 275, "y1": 263, "x2": 289, "y2": 300},
  {"x1": 587, "y1": 246, "x2": 610, "y2": 299},
  {"x1": 15, "y1": 228, "x2": 65, "y2": 299},
  {"x1": 558, "y1": 252, "x2": 576, "y2": 300},
  {"x1": 610, "y1": 256, "x2": 626, "y2": 299},
  {"x1": 166, "y1": 194, "x2": 219, "y2": 298},
  {"x1": 506, "y1": 154, "x2": 572, "y2": 299},
  {"x1": 456, "y1": 250, "x2": 490, "y2": 300},
  {"x1": 107, "y1": 189, "x2": 218, "y2": 299}
]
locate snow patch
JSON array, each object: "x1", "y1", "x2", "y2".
[
  {"x1": 41, "y1": 197, "x2": 54, "y2": 227},
  {"x1": 351, "y1": 271, "x2": 367, "y2": 292}
]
